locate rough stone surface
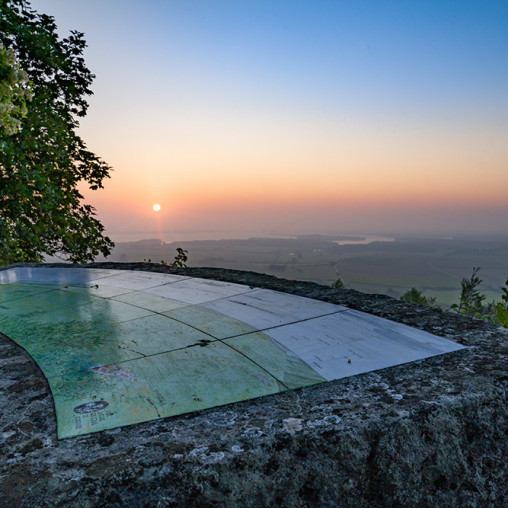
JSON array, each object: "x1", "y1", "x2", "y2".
[{"x1": 0, "y1": 262, "x2": 507, "y2": 507}]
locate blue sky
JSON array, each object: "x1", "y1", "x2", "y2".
[{"x1": 33, "y1": 0, "x2": 508, "y2": 239}]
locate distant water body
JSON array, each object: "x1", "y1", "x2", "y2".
[
  {"x1": 334, "y1": 235, "x2": 396, "y2": 245},
  {"x1": 111, "y1": 232, "x2": 395, "y2": 245}
]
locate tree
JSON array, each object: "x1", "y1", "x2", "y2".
[
  {"x1": 0, "y1": 41, "x2": 32, "y2": 135},
  {"x1": 400, "y1": 288, "x2": 437, "y2": 307},
  {"x1": 159, "y1": 248, "x2": 189, "y2": 268},
  {"x1": 331, "y1": 277, "x2": 345, "y2": 289},
  {"x1": 0, "y1": 0, "x2": 114, "y2": 264},
  {"x1": 450, "y1": 267, "x2": 488, "y2": 318},
  {"x1": 451, "y1": 268, "x2": 508, "y2": 327},
  {"x1": 493, "y1": 277, "x2": 508, "y2": 327}
]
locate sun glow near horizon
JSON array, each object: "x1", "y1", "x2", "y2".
[{"x1": 44, "y1": 0, "x2": 508, "y2": 239}]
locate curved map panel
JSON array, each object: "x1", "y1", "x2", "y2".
[{"x1": 0, "y1": 267, "x2": 464, "y2": 438}]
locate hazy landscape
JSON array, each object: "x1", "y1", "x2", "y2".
[{"x1": 97, "y1": 234, "x2": 508, "y2": 307}]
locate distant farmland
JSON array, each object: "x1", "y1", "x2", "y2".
[{"x1": 98, "y1": 235, "x2": 508, "y2": 307}]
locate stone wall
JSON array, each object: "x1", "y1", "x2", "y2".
[{"x1": 0, "y1": 263, "x2": 506, "y2": 506}]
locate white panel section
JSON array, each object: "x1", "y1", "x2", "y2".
[
  {"x1": 202, "y1": 289, "x2": 347, "y2": 330},
  {"x1": 87, "y1": 271, "x2": 188, "y2": 290},
  {"x1": 1, "y1": 267, "x2": 467, "y2": 390},
  {"x1": 145, "y1": 278, "x2": 254, "y2": 304},
  {"x1": 263, "y1": 309, "x2": 465, "y2": 381}
]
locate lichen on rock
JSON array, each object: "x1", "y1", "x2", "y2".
[{"x1": 0, "y1": 262, "x2": 506, "y2": 506}]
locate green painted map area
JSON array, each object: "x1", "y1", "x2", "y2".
[
  {"x1": 0, "y1": 267, "x2": 465, "y2": 439},
  {"x1": 0, "y1": 278, "x2": 324, "y2": 438}
]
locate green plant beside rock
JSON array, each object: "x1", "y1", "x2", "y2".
[{"x1": 400, "y1": 288, "x2": 438, "y2": 307}]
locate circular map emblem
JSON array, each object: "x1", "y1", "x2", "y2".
[{"x1": 73, "y1": 401, "x2": 109, "y2": 413}]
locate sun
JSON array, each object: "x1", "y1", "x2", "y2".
[{"x1": 152, "y1": 203, "x2": 161, "y2": 212}]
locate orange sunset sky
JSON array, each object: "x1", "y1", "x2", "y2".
[{"x1": 36, "y1": 0, "x2": 508, "y2": 241}]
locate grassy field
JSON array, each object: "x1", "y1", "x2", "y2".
[{"x1": 100, "y1": 235, "x2": 508, "y2": 308}]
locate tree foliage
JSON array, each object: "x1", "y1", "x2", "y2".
[
  {"x1": 0, "y1": 0, "x2": 114, "y2": 264},
  {"x1": 493, "y1": 278, "x2": 508, "y2": 327},
  {"x1": 331, "y1": 277, "x2": 345, "y2": 289},
  {"x1": 0, "y1": 41, "x2": 32, "y2": 135},
  {"x1": 400, "y1": 270, "x2": 508, "y2": 329},
  {"x1": 148, "y1": 249, "x2": 190, "y2": 268},
  {"x1": 450, "y1": 268, "x2": 508, "y2": 328},
  {"x1": 451, "y1": 267, "x2": 486, "y2": 317},
  {"x1": 400, "y1": 288, "x2": 437, "y2": 307},
  {"x1": 170, "y1": 248, "x2": 189, "y2": 268}
]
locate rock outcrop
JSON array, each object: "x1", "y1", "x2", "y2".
[{"x1": 1, "y1": 263, "x2": 507, "y2": 506}]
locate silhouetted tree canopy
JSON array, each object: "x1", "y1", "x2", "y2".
[{"x1": 0, "y1": 0, "x2": 114, "y2": 264}]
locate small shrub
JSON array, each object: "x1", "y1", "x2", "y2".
[
  {"x1": 170, "y1": 248, "x2": 188, "y2": 268},
  {"x1": 450, "y1": 268, "x2": 508, "y2": 327},
  {"x1": 493, "y1": 277, "x2": 508, "y2": 327},
  {"x1": 332, "y1": 277, "x2": 345, "y2": 289},
  {"x1": 451, "y1": 267, "x2": 486, "y2": 317},
  {"x1": 400, "y1": 288, "x2": 437, "y2": 307}
]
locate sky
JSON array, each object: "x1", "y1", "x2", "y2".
[{"x1": 34, "y1": 0, "x2": 508, "y2": 241}]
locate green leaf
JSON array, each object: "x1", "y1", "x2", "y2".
[{"x1": 1, "y1": 0, "x2": 114, "y2": 264}]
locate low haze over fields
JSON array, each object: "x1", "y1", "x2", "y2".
[{"x1": 98, "y1": 235, "x2": 508, "y2": 307}]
